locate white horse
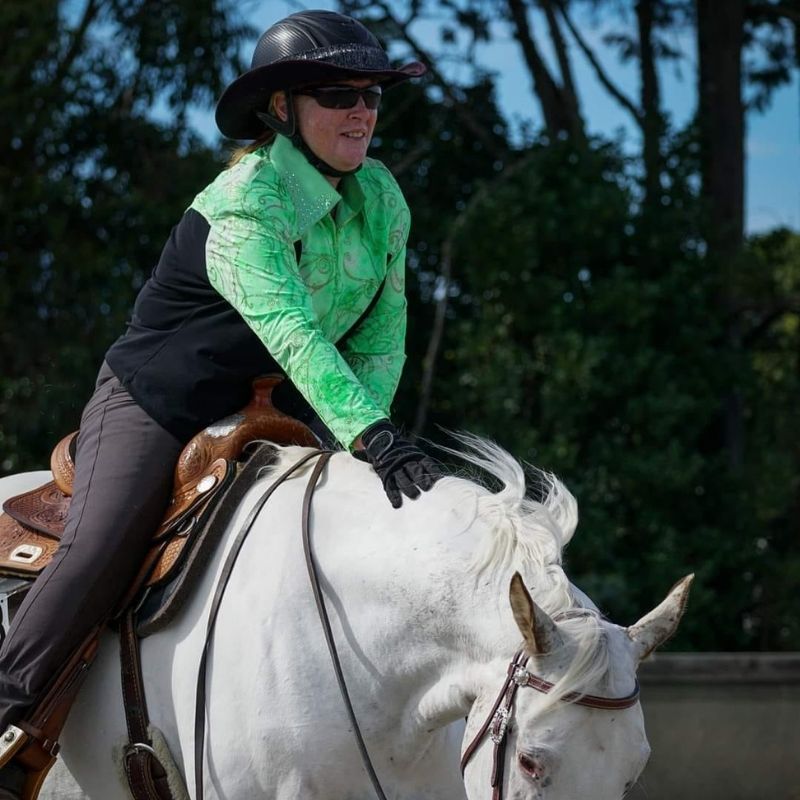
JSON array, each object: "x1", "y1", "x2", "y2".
[{"x1": 0, "y1": 436, "x2": 691, "y2": 800}]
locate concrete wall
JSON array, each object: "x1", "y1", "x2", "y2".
[{"x1": 629, "y1": 653, "x2": 800, "y2": 800}]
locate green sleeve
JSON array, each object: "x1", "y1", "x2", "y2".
[
  {"x1": 202, "y1": 196, "x2": 386, "y2": 449},
  {"x1": 339, "y1": 241, "x2": 407, "y2": 416}
]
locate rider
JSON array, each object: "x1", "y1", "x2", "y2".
[{"x1": 0, "y1": 10, "x2": 439, "y2": 797}]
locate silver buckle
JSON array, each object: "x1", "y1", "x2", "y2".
[
  {"x1": 512, "y1": 666, "x2": 531, "y2": 686},
  {"x1": 489, "y1": 706, "x2": 510, "y2": 745},
  {"x1": 125, "y1": 742, "x2": 157, "y2": 759},
  {"x1": 0, "y1": 725, "x2": 25, "y2": 761}
]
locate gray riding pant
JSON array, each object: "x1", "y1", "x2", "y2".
[{"x1": 0, "y1": 363, "x2": 182, "y2": 730}]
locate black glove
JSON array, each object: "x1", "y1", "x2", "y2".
[{"x1": 355, "y1": 420, "x2": 443, "y2": 509}]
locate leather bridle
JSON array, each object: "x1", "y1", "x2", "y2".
[{"x1": 460, "y1": 650, "x2": 641, "y2": 800}]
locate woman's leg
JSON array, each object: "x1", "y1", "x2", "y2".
[{"x1": 0, "y1": 368, "x2": 183, "y2": 730}]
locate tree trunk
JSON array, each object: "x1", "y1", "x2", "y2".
[
  {"x1": 540, "y1": 0, "x2": 585, "y2": 143},
  {"x1": 696, "y1": 0, "x2": 746, "y2": 469},
  {"x1": 507, "y1": 0, "x2": 584, "y2": 140},
  {"x1": 696, "y1": 0, "x2": 745, "y2": 262},
  {"x1": 636, "y1": 0, "x2": 663, "y2": 208}
]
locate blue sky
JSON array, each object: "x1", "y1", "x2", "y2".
[{"x1": 191, "y1": 0, "x2": 799, "y2": 234}]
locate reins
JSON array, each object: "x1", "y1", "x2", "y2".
[
  {"x1": 301, "y1": 452, "x2": 390, "y2": 800},
  {"x1": 194, "y1": 448, "x2": 334, "y2": 800},
  {"x1": 194, "y1": 448, "x2": 640, "y2": 800},
  {"x1": 194, "y1": 448, "x2": 388, "y2": 800}
]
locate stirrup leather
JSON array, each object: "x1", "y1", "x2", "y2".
[{"x1": 0, "y1": 630, "x2": 99, "y2": 799}]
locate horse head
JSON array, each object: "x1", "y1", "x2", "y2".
[{"x1": 461, "y1": 572, "x2": 693, "y2": 799}]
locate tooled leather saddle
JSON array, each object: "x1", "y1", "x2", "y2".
[{"x1": 0, "y1": 376, "x2": 318, "y2": 586}]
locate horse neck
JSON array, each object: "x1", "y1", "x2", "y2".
[
  {"x1": 354, "y1": 505, "x2": 525, "y2": 732},
  {"x1": 411, "y1": 574, "x2": 524, "y2": 720}
]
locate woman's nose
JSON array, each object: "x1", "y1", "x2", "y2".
[{"x1": 349, "y1": 96, "x2": 370, "y2": 114}]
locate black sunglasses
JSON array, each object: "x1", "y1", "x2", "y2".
[{"x1": 294, "y1": 85, "x2": 383, "y2": 110}]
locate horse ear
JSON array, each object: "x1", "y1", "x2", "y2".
[
  {"x1": 627, "y1": 574, "x2": 694, "y2": 662},
  {"x1": 509, "y1": 572, "x2": 562, "y2": 654}
]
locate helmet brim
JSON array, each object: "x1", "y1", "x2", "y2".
[{"x1": 215, "y1": 60, "x2": 426, "y2": 140}]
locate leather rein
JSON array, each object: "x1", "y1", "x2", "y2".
[
  {"x1": 195, "y1": 448, "x2": 640, "y2": 800},
  {"x1": 460, "y1": 650, "x2": 641, "y2": 800},
  {"x1": 194, "y1": 449, "x2": 334, "y2": 800},
  {"x1": 194, "y1": 449, "x2": 390, "y2": 800}
]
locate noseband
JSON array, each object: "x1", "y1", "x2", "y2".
[{"x1": 460, "y1": 650, "x2": 641, "y2": 800}]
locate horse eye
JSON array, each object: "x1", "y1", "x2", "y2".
[{"x1": 518, "y1": 752, "x2": 545, "y2": 781}]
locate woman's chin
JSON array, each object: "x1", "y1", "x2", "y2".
[{"x1": 331, "y1": 141, "x2": 370, "y2": 171}]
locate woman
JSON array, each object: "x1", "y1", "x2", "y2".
[{"x1": 0, "y1": 10, "x2": 438, "y2": 797}]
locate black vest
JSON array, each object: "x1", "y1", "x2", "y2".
[{"x1": 105, "y1": 209, "x2": 283, "y2": 442}]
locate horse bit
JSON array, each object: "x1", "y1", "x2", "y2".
[{"x1": 196, "y1": 449, "x2": 641, "y2": 800}]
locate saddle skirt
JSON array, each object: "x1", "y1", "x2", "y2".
[{"x1": 0, "y1": 376, "x2": 318, "y2": 592}]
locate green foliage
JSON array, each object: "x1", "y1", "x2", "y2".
[
  {"x1": 355, "y1": 0, "x2": 799, "y2": 651},
  {"x1": 379, "y1": 106, "x2": 799, "y2": 649},
  {"x1": 736, "y1": 230, "x2": 800, "y2": 647},
  {"x1": 0, "y1": 0, "x2": 797, "y2": 653},
  {"x1": 0, "y1": 0, "x2": 249, "y2": 472}
]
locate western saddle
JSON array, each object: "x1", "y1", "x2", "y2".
[{"x1": 0, "y1": 376, "x2": 319, "y2": 800}]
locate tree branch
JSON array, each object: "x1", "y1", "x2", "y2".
[
  {"x1": 741, "y1": 299, "x2": 800, "y2": 346},
  {"x1": 745, "y1": 2, "x2": 800, "y2": 25},
  {"x1": 539, "y1": 0, "x2": 585, "y2": 141},
  {"x1": 372, "y1": 0, "x2": 507, "y2": 161},
  {"x1": 507, "y1": 0, "x2": 574, "y2": 137},
  {"x1": 390, "y1": 139, "x2": 432, "y2": 177},
  {"x1": 556, "y1": 0, "x2": 644, "y2": 127},
  {"x1": 52, "y1": 0, "x2": 102, "y2": 89},
  {"x1": 21, "y1": 0, "x2": 104, "y2": 140}
]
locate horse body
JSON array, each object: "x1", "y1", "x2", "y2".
[{"x1": 0, "y1": 440, "x2": 690, "y2": 800}]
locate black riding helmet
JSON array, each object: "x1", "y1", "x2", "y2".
[{"x1": 215, "y1": 10, "x2": 426, "y2": 176}]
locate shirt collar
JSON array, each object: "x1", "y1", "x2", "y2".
[
  {"x1": 337, "y1": 170, "x2": 366, "y2": 227},
  {"x1": 270, "y1": 135, "x2": 366, "y2": 234}
]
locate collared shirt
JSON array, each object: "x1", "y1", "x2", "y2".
[{"x1": 191, "y1": 135, "x2": 409, "y2": 448}]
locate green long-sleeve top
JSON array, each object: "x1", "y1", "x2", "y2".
[{"x1": 191, "y1": 134, "x2": 410, "y2": 448}]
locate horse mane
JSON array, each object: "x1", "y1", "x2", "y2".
[
  {"x1": 438, "y1": 433, "x2": 612, "y2": 708},
  {"x1": 436, "y1": 433, "x2": 577, "y2": 603},
  {"x1": 264, "y1": 436, "x2": 614, "y2": 707}
]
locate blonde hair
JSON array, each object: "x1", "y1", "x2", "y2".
[
  {"x1": 226, "y1": 92, "x2": 282, "y2": 168},
  {"x1": 227, "y1": 129, "x2": 276, "y2": 167}
]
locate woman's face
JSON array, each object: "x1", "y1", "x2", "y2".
[{"x1": 275, "y1": 78, "x2": 379, "y2": 176}]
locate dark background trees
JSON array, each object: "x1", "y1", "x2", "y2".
[
  {"x1": 1, "y1": 0, "x2": 253, "y2": 470},
  {"x1": 1, "y1": 0, "x2": 798, "y2": 650}
]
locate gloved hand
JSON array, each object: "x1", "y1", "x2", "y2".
[{"x1": 355, "y1": 420, "x2": 443, "y2": 508}]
